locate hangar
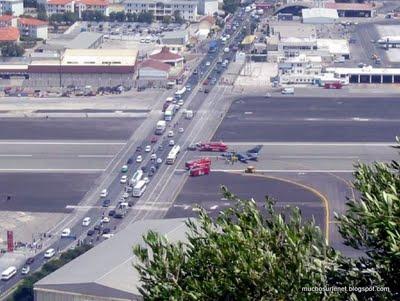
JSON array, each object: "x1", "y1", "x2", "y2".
[
  {"x1": 327, "y1": 66, "x2": 400, "y2": 84},
  {"x1": 325, "y1": 2, "x2": 376, "y2": 18}
]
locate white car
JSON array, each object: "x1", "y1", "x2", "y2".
[
  {"x1": 151, "y1": 153, "x2": 157, "y2": 160},
  {"x1": 156, "y1": 158, "x2": 163, "y2": 164},
  {"x1": 102, "y1": 233, "x2": 114, "y2": 239},
  {"x1": 61, "y1": 228, "x2": 71, "y2": 237},
  {"x1": 44, "y1": 248, "x2": 55, "y2": 259},
  {"x1": 178, "y1": 127, "x2": 184, "y2": 133},
  {"x1": 122, "y1": 192, "x2": 129, "y2": 199},
  {"x1": 136, "y1": 155, "x2": 143, "y2": 163},
  {"x1": 101, "y1": 216, "x2": 110, "y2": 223},
  {"x1": 143, "y1": 177, "x2": 150, "y2": 184},
  {"x1": 120, "y1": 175, "x2": 128, "y2": 184},
  {"x1": 100, "y1": 189, "x2": 108, "y2": 198},
  {"x1": 169, "y1": 140, "x2": 175, "y2": 146},
  {"x1": 145, "y1": 145, "x2": 151, "y2": 152},
  {"x1": 168, "y1": 130, "x2": 174, "y2": 137},
  {"x1": 206, "y1": 61, "x2": 211, "y2": 66},
  {"x1": 82, "y1": 217, "x2": 91, "y2": 227},
  {"x1": 21, "y1": 266, "x2": 30, "y2": 275}
]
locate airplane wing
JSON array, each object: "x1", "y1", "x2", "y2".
[{"x1": 246, "y1": 145, "x2": 263, "y2": 155}]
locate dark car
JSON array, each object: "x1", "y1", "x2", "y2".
[
  {"x1": 114, "y1": 212, "x2": 124, "y2": 219},
  {"x1": 26, "y1": 257, "x2": 35, "y2": 265},
  {"x1": 87, "y1": 229, "x2": 95, "y2": 236},
  {"x1": 151, "y1": 136, "x2": 157, "y2": 143},
  {"x1": 128, "y1": 201, "x2": 134, "y2": 207},
  {"x1": 102, "y1": 199, "x2": 111, "y2": 207},
  {"x1": 127, "y1": 158, "x2": 133, "y2": 164},
  {"x1": 204, "y1": 88, "x2": 210, "y2": 93},
  {"x1": 141, "y1": 166, "x2": 148, "y2": 173},
  {"x1": 136, "y1": 146, "x2": 142, "y2": 152},
  {"x1": 187, "y1": 144, "x2": 197, "y2": 151},
  {"x1": 158, "y1": 144, "x2": 164, "y2": 151},
  {"x1": 102, "y1": 228, "x2": 111, "y2": 234},
  {"x1": 108, "y1": 210, "x2": 116, "y2": 217},
  {"x1": 94, "y1": 224, "x2": 102, "y2": 231}
]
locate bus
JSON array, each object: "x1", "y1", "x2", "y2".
[
  {"x1": 174, "y1": 87, "x2": 186, "y2": 100},
  {"x1": 132, "y1": 180, "x2": 147, "y2": 197},
  {"x1": 130, "y1": 169, "x2": 143, "y2": 187},
  {"x1": 1, "y1": 266, "x2": 17, "y2": 281},
  {"x1": 166, "y1": 145, "x2": 181, "y2": 164},
  {"x1": 164, "y1": 104, "x2": 176, "y2": 121}
]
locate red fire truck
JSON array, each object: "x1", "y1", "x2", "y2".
[
  {"x1": 197, "y1": 142, "x2": 228, "y2": 152},
  {"x1": 190, "y1": 165, "x2": 210, "y2": 177},
  {"x1": 185, "y1": 157, "x2": 211, "y2": 170},
  {"x1": 324, "y1": 82, "x2": 342, "y2": 89}
]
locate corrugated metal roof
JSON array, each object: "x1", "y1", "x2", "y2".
[
  {"x1": 66, "y1": 32, "x2": 103, "y2": 49},
  {"x1": 302, "y1": 8, "x2": 338, "y2": 20},
  {"x1": 35, "y1": 218, "x2": 190, "y2": 300}
]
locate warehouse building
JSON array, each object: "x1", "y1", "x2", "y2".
[
  {"x1": 138, "y1": 59, "x2": 171, "y2": 88},
  {"x1": 325, "y1": 2, "x2": 376, "y2": 18},
  {"x1": 302, "y1": 8, "x2": 338, "y2": 24},
  {"x1": 34, "y1": 219, "x2": 189, "y2": 301},
  {"x1": 27, "y1": 48, "x2": 138, "y2": 88},
  {"x1": 326, "y1": 66, "x2": 400, "y2": 84}
]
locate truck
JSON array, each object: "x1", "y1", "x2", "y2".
[
  {"x1": 208, "y1": 40, "x2": 218, "y2": 53},
  {"x1": 164, "y1": 104, "x2": 176, "y2": 121},
  {"x1": 197, "y1": 142, "x2": 228, "y2": 152},
  {"x1": 190, "y1": 165, "x2": 210, "y2": 177},
  {"x1": 155, "y1": 120, "x2": 167, "y2": 135},
  {"x1": 185, "y1": 157, "x2": 211, "y2": 170}
]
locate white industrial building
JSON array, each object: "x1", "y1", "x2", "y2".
[
  {"x1": 302, "y1": 8, "x2": 338, "y2": 24},
  {"x1": 0, "y1": 0, "x2": 23, "y2": 16},
  {"x1": 278, "y1": 54, "x2": 323, "y2": 84},
  {"x1": 17, "y1": 17, "x2": 48, "y2": 40},
  {"x1": 198, "y1": 0, "x2": 218, "y2": 15},
  {"x1": 34, "y1": 219, "x2": 189, "y2": 301},
  {"x1": 326, "y1": 66, "x2": 400, "y2": 84}
]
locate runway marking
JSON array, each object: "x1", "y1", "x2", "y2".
[
  {"x1": 77, "y1": 155, "x2": 115, "y2": 158},
  {"x1": 279, "y1": 156, "x2": 359, "y2": 159},
  {"x1": 175, "y1": 169, "x2": 353, "y2": 173},
  {"x1": 224, "y1": 142, "x2": 394, "y2": 146},
  {"x1": 0, "y1": 154, "x2": 33, "y2": 157},
  {"x1": 0, "y1": 141, "x2": 125, "y2": 145},
  {"x1": 65, "y1": 205, "x2": 104, "y2": 209},
  {"x1": 0, "y1": 168, "x2": 104, "y2": 172}
]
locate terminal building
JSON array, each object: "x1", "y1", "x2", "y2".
[
  {"x1": 326, "y1": 66, "x2": 400, "y2": 84},
  {"x1": 34, "y1": 219, "x2": 189, "y2": 301}
]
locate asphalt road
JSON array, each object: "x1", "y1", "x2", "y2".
[
  {"x1": 213, "y1": 96, "x2": 400, "y2": 142},
  {"x1": 0, "y1": 118, "x2": 144, "y2": 140},
  {"x1": 0, "y1": 141, "x2": 124, "y2": 171},
  {"x1": 0, "y1": 173, "x2": 99, "y2": 213},
  {"x1": 166, "y1": 171, "x2": 325, "y2": 232}
]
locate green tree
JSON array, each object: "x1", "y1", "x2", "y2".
[
  {"x1": 49, "y1": 13, "x2": 64, "y2": 24},
  {"x1": 126, "y1": 12, "x2": 137, "y2": 22},
  {"x1": 115, "y1": 11, "x2": 126, "y2": 22},
  {"x1": 137, "y1": 11, "x2": 153, "y2": 24},
  {"x1": 134, "y1": 187, "x2": 341, "y2": 301},
  {"x1": 334, "y1": 137, "x2": 400, "y2": 300},
  {"x1": 0, "y1": 42, "x2": 25, "y2": 57},
  {"x1": 162, "y1": 15, "x2": 172, "y2": 24},
  {"x1": 223, "y1": 0, "x2": 240, "y2": 14},
  {"x1": 173, "y1": 10, "x2": 184, "y2": 24}
]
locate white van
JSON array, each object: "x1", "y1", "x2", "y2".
[
  {"x1": 133, "y1": 180, "x2": 147, "y2": 197},
  {"x1": 1, "y1": 266, "x2": 17, "y2": 281},
  {"x1": 61, "y1": 228, "x2": 71, "y2": 237},
  {"x1": 281, "y1": 87, "x2": 294, "y2": 95},
  {"x1": 44, "y1": 248, "x2": 56, "y2": 259},
  {"x1": 100, "y1": 189, "x2": 108, "y2": 198},
  {"x1": 82, "y1": 217, "x2": 91, "y2": 226}
]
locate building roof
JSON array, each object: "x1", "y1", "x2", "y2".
[
  {"x1": 0, "y1": 27, "x2": 19, "y2": 42},
  {"x1": 77, "y1": 0, "x2": 108, "y2": 6},
  {"x1": 317, "y1": 39, "x2": 349, "y2": 55},
  {"x1": 18, "y1": 17, "x2": 48, "y2": 26},
  {"x1": 325, "y1": 2, "x2": 374, "y2": 11},
  {"x1": 241, "y1": 35, "x2": 256, "y2": 45},
  {"x1": 0, "y1": 15, "x2": 14, "y2": 22},
  {"x1": 149, "y1": 46, "x2": 182, "y2": 61},
  {"x1": 66, "y1": 32, "x2": 103, "y2": 49},
  {"x1": 302, "y1": 8, "x2": 338, "y2": 20},
  {"x1": 47, "y1": 0, "x2": 74, "y2": 5},
  {"x1": 161, "y1": 30, "x2": 188, "y2": 40},
  {"x1": 35, "y1": 218, "x2": 189, "y2": 300},
  {"x1": 140, "y1": 59, "x2": 171, "y2": 72},
  {"x1": 62, "y1": 48, "x2": 138, "y2": 66},
  {"x1": 199, "y1": 15, "x2": 214, "y2": 25},
  {"x1": 270, "y1": 21, "x2": 317, "y2": 39}
]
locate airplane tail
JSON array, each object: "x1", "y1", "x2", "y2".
[{"x1": 247, "y1": 145, "x2": 263, "y2": 155}]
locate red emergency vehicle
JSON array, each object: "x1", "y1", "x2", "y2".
[
  {"x1": 324, "y1": 82, "x2": 342, "y2": 89},
  {"x1": 190, "y1": 165, "x2": 210, "y2": 177},
  {"x1": 197, "y1": 142, "x2": 228, "y2": 152},
  {"x1": 185, "y1": 157, "x2": 211, "y2": 170}
]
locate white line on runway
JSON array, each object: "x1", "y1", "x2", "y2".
[
  {"x1": 0, "y1": 168, "x2": 104, "y2": 172},
  {"x1": 176, "y1": 169, "x2": 353, "y2": 173},
  {"x1": 0, "y1": 154, "x2": 33, "y2": 157},
  {"x1": 0, "y1": 141, "x2": 125, "y2": 145},
  {"x1": 279, "y1": 156, "x2": 359, "y2": 159},
  {"x1": 78, "y1": 155, "x2": 114, "y2": 158},
  {"x1": 225, "y1": 142, "x2": 394, "y2": 146}
]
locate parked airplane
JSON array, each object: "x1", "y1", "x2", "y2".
[{"x1": 222, "y1": 145, "x2": 263, "y2": 163}]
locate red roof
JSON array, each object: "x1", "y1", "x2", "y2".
[
  {"x1": 77, "y1": 0, "x2": 108, "y2": 6},
  {"x1": 18, "y1": 17, "x2": 48, "y2": 27},
  {"x1": 0, "y1": 15, "x2": 14, "y2": 22},
  {"x1": 47, "y1": 0, "x2": 74, "y2": 5},
  {"x1": 0, "y1": 27, "x2": 20, "y2": 42},
  {"x1": 325, "y1": 2, "x2": 374, "y2": 11},
  {"x1": 149, "y1": 47, "x2": 182, "y2": 62},
  {"x1": 140, "y1": 59, "x2": 171, "y2": 72}
]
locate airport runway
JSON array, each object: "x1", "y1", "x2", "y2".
[
  {"x1": 213, "y1": 97, "x2": 400, "y2": 142},
  {"x1": 0, "y1": 141, "x2": 125, "y2": 171}
]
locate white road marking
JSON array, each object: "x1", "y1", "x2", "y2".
[
  {"x1": 279, "y1": 155, "x2": 359, "y2": 159},
  {"x1": 209, "y1": 169, "x2": 354, "y2": 173},
  {"x1": 0, "y1": 168, "x2": 104, "y2": 172},
  {"x1": 78, "y1": 155, "x2": 114, "y2": 158},
  {"x1": 0, "y1": 154, "x2": 33, "y2": 157},
  {"x1": 0, "y1": 141, "x2": 125, "y2": 145},
  {"x1": 224, "y1": 142, "x2": 394, "y2": 146},
  {"x1": 65, "y1": 205, "x2": 104, "y2": 209}
]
